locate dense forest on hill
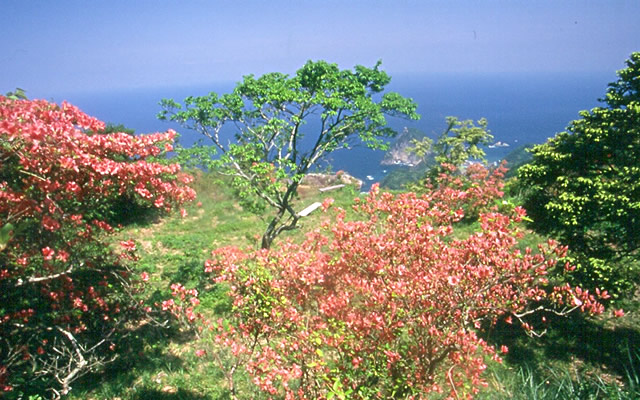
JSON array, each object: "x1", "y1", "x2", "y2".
[{"x1": 1, "y1": 54, "x2": 640, "y2": 399}]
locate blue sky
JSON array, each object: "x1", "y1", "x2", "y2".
[{"x1": 1, "y1": 1, "x2": 639, "y2": 96}]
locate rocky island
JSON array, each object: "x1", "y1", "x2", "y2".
[{"x1": 380, "y1": 127, "x2": 428, "y2": 167}]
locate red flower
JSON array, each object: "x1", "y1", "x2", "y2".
[
  {"x1": 447, "y1": 275, "x2": 460, "y2": 286},
  {"x1": 56, "y1": 250, "x2": 69, "y2": 262},
  {"x1": 41, "y1": 215, "x2": 61, "y2": 232},
  {"x1": 41, "y1": 247, "x2": 55, "y2": 260},
  {"x1": 120, "y1": 240, "x2": 136, "y2": 252},
  {"x1": 321, "y1": 197, "x2": 334, "y2": 211}
]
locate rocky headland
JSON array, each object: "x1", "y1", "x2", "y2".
[{"x1": 380, "y1": 127, "x2": 427, "y2": 167}]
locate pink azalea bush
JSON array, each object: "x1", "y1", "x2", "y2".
[
  {"x1": 166, "y1": 164, "x2": 606, "y2": 400},
  {"x1": 422, "y1": 162, "x2": 508, "y2": 220},
  {"x1": 0, "y1": 97, "x2": 195, "y2": 397}
]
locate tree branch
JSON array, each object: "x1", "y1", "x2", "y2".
[
  {"x1": 16, "y1": 263, "x2": 80, "y2": 286},
  {"x1": 55, "y1": 327, "x2": 88, "y2": 397}
]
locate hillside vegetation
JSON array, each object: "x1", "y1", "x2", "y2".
[
  {"x1": 65, "y1": 172, "x2": 640, "y2": 400},
  {"x1": 2, "y1": 54, "x2": 640, "y2": 399}
]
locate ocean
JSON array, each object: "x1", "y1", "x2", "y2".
[{"x1": 47, "y1": 72, "x2": 613, "y2": 187}]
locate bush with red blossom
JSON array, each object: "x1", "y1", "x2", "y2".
[
  {"x1": 0, "y1": 97, "x2": 195, "y2": 397},
  {"x1": 166, "y1": 169, "x2": 607, "y2": 399}
]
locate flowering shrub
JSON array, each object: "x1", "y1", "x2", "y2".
[
  {"x1": 0, "y1": 97, "x2": 195, "y2": 397},
  {"x1": 168, "y1": 180, "x2": 606, "y2": 399},
  {"x1": 418, "y1": 162, "x2": 508, "y2": 221}
]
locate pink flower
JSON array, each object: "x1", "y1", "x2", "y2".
[
  {"x1": 140, "y1": 272, "x2": 150, "y2": 282},
  {"x1": 56, "y1": 250, "x2": 69, "y2": 262},
  {"x1": 161, "y1": 299, "x2": 174, "y2": 311},
  {"x1": 154, "y1": 196, "x2": 165, "y2": 208},
  {"x1": 195, "y1": 349, "x2": 207, "y2": 357},
  {"x1": 447, "y1": 275, "x2": 460, "y2": 286},
  {"x1": 120, "y1": 240, "x2": 136, "y2": 252},
  {"x1": 614, "y1": 309, "x2": 625, "y2": 318},
  {"x1": 41, "y1": 247, "x2": 55, "y2": 260},
  {"x1": 180, "y1": 208, "x2": 188, "y2": 218},
  {"x1": 42, "y1": 215, "x2": 61, "y2": 232},
  {"x1": 321, "y1": 198, "x2": 334, "y2": 211},
  {"x1": 572, "y1": 296, "x2": 583, "y2": 307},
  {"x1": 72, "y1": 297, "x2": 84, "y2": 309},
  {"x1": 135, "y1": 186, "x2": 153, "y2": 199},
  {"x1": 65, "y1": 181, "x2": 80, "y2": 193}
]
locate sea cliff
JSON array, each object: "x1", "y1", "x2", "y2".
[{"x1": 380, "y1": 127, "x2": 426, "y2": 167}]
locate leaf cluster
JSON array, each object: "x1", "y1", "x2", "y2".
[
  {"x1": 411, "y1": 116, "x2": 494, "y2": 170},
  {"x1": 517, "y1": 52, "x2": 640, "y2": 298}
]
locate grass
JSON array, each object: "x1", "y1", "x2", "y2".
[
  {"x1": 479, "y1": 342, "x2": 640, "y2": 399},
  {"x1": 66, "y1": 171, "x2": 639, "y2": 399},
  {"x1": 68, "y1": 171, "x2": 364, "y2": 399}
]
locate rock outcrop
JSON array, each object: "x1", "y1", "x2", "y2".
[
  {"x1": 381, "y1": 127, "x2": 427, "y2": 167},
  {"x1": 300, "y1": 172, "x2": 363, "y2": 190}
]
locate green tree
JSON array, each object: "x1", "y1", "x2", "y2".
[
  {"x1": 159, "y1": 60, "x2": 419, "y2": 249},
  {"x1": 407, "y1": 116, "x2": 494, "y2": 195},
  {"x1": 100, "y1": 122, "x2": 135, "y2": 136},
  {"x1": 412, "y1": 116, "x2": 493, "y2": 168},
  {"x1": 518, "y1": 52, "x2": 640, "y2": 297}
]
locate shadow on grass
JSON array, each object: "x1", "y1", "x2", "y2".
[
  {"x1": 166, "y1": 254, "x2": 208, "y2": 288},
  {"x1": 108, "y1": 195, "x2": 164, "y2": 227},
  {"x1": 71, "y1": 321, "x2": 193, "y2": 397},
  {"x1": 132, "y1": 387, "x2": 213, "y2": 400},
  {"x1": 485, "y1": 312, "x2": 640, "y2": 380}
]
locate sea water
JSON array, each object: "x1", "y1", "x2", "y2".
[{"x1": 40, "y1": 72, "x2": 612, "y2": 188}]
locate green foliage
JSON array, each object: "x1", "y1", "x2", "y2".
[
  {"x1": 100, "y1": 122, "x2": 135, "y2": 136},
  {"x1": 503, "y1": 144, "x2": 534, "y2": 178},
  {"x1": 0, "y1": 222, "x2": 12, "y2": 251},
  {"x1": 412, "y1": 116, "x2": 494, "y2": 169},
  {"x1": 379, "y1": 163, "x2": 430, "y2": 190},
  {"x1": 409, "y1": 116, "x2": 494, "y2": 191},
  {"x1": 159, "y1": 60, "x2": 419, "y2": 248},
  {"x1": 4, "y1": 88, "x2": 27, "y2": 100},
  {"x1": 518, "y1": 52, "x2": 640, "y2": 298},
  {"x1": 480, "y1": 362, "x2": 640, "y2": 400}
]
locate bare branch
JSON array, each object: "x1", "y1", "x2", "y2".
[
  {"x1": 16, "y1": 263, "x2": 81, "y2": 286},
  {"x1": 54, "y1": 327, "x2": 88, "y2": 397}
]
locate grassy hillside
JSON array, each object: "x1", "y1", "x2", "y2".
[
  {"x1": 67, "y1": 171, "x2": 364, "y2": 399},
  {"x1": 66, "y1": 171, "x2": 640, "y2": 400}
]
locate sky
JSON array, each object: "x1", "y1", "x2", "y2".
[{"x1": 1, "y1": 1, "x2": 639, "y2": 97}]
